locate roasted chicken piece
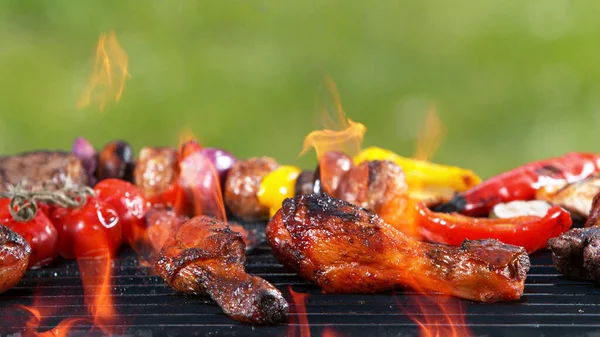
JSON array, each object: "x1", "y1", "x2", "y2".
[
  {"x1": 224, "y1": 157, "x2": 278, "y2": 221},
  {"x1": 0, "y1": 151, "x2": 87, "y2": 191},
  {"x1": 548, "y1": 227, "x2": 600, "y2": 282},
  {"x1": 0, "y1": 225, "x2": 31, "y2": 294},
  {"x1": 156, "y1": 215, "x2": 288, "y2": 324},
  {"x1": 536, "y1": 175, "x2": 600, "y2": 218},
  {"x1": 267, "y1": 194, "x2": 530, "y2": 302}
]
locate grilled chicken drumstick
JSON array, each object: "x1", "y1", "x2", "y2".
[
  {"x1": 0, "y1": 225, "x2": 31, "y2": 294},
  {"x1": 156, "y1": 215, "x2": 288, "y2": 324},
  {"x1": 267, "y1": 194, "x2": 530, "y2": 302}
]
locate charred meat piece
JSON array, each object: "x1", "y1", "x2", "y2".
[
  {"x1": 224, "y1": 157, "x2": 278, "y2": 221},
  {"x1": 0, "y1": 151, "x2": 87, "y2": 191},
  {"x1": 313, "y1": 151, "x2": 353, "y2": 196},
  {"x1": 267, "y1": 194, "x2": 530, "y2": 302},
  {"x1": 536, "y1": 175, "x2": 600, "y2": 218},
  {"x1": 97, "y1": 140, "x2": 134, "y2": 182},
  {"x1": 156, "y1": 216, "x2": 288, "y2": 324},
  {"x1": 548, "y1": 227, "x2": 600, "y2": 282},
  {"x1": 0, "y1": 225, "x2": 31, "y2": 294},
  {"x1": 134, "y1": 147, "x2": 178, "y2": 202},
  {"x1": 585, "y1": 191, "x2": 600, "y2": 227}
]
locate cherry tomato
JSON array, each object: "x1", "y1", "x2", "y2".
[
  {"x1": 0, "y1": 199, "x2": 58, "y2": 269},
  {"x1": 94, "y1": 179, "x2": 150, "y2": 245},
  {"x1": 51, "y1": 197, "x2": 122, "y2": 259}
]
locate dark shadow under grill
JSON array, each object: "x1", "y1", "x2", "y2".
[{"x1": 2, "y1": 243, "x2": 600, "y2": 337}]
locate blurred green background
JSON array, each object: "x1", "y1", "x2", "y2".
[{"x1": 1, "y1": 0, "x2": 599, "y2": 178}]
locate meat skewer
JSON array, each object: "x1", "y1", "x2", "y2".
[
  {"x1": 0, "y1": 225, "x2": 31, "y2": 294},
  {"x1": 548, "y1": 227, "x2": 600, "y2": 282},
  {"x1": 267, "y1": 193, "x2": 530, "y2": 302},
  {"x1": 156, "y1": 215, "x2": 288, "y2": 324}
]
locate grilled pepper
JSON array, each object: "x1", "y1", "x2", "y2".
[
  {"x1": 353, "y1": 147, "x2": 481, "y2": 205},
  {"x1": 438, "y1": 152, "x2": 600, "y2": 217},
  {"x1": 257, "y1": 165, "x2": 302, "y2": 218},
  {"x1": 415, "y1": 203, "x2": 572, "y2": 253}
]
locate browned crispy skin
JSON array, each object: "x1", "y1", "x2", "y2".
[
  {"x1": 224, "y1": 157, "x2": 278, "y2": 221},
  {"x1": 134, "y1": 147, "x2": 178, "y2": 199},
  {"x1": 156, "y1": 216, "x2": 288, "y2": 324},
  {"x1": 0, "y1": 151, "x2": 87, "y2": 191},
  {"x1": 0, "y1": 225, "x2": 31, "y2": 294},
  {"x1": 267, "y1": 194, "x2": 530, "y2": 302}
]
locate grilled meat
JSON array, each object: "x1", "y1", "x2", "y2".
[
  {"x1": 224, "y1": 157, "x2": 278, "y2": 221},
  {"x1": 0, "y1": 151, "x2": 87, "y2": 191},
  {"x1": 295, "y1": 170, "x2": 315, "y2": 195},
  {"x1": 134, "y1": 147, "x2": 178, "y2": 200},
  {"x1": 548, "y1": 227, "x2": 600, "y2": 282},
  {"x1": 313, "y1": 151, "x2": 353, "y2": 196},
  {"x1": 0, "y1": 225, "x2": 31, "y2": 294},
  {"x1": 156, "y1": 215, "x2": 288, "y2": 324},
  {"x1": 536, "y1": 176, "x2": 600, "y2": 218},
  {"x1": 97, "y1": 140, "x2": 134, "y2": 182},
  {"x1": 584, "y1": 191, "x2": 600, "y2": 227},
  {"x1": 267, "y1": 194, "x2": 530, "y2": 302}
]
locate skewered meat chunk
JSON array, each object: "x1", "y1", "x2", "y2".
[
  {"x1": 0, "y1": 225, "x2": 31, "y2": 294},
  {"x1": 267, "y1": 194, "x2": 530, "y2": 302},
  {"x1": 313, "y1": 151, "x2": 353, "y2": 196},
  {"x1": 134, "y1": 147, "x2": 178, "y2": 201},
  {"x1": 0, "y1": 151, "x2": 87, "y2": 191},
  {"x1": 97, "y1": 140, "x2": 134, "y2": 181},
  {"x1": 548, "y1": 227, "x2": 600, "y2": 282},
  {"x1": 295, "y1": 170, "x2": 315, "y2": 195},
  {"x1": 156, "y1": 215, "x2": 288, "y2": 324},
  {"x1": 224, "y1": 157, "x2": 278, "y2": 221}
]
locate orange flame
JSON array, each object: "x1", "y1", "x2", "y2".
[
  {"x1": 17, "y1": 305, "x2": 90, "y2": 337},
  {"x1": 301, "y1": 77, "x2": 366, "y2": 159},
  {"x1": 76, "y1": 254, "x2": 117, "y2": 334},
  {"x1": 322, "y1": 327, "x2": 346, "y2": 337},
  {"x1": 287, "y1": 286, "x2": 310, "y2": 337},
  {"x1": 408, "y1": 295, "x2": 471, "y2": 337},
  {"x1": 413, "y1": 106, "x2": 447, "y2": 162},
  {"x1": 77, "y1": 31, "x2": 130, "y2": 110}
]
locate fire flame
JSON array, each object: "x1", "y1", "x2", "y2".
[
  {"x1": 77, "y1": 31, "x2": 130, "y2": 110},
  {"x1": 301, "y1": 77, "x2": 366, "y2": 159},
  {"x1": 18, "y1": 304, "x2": 89, "y2": 337},
  {"x1": 413, "y1": 106, "x2": 447, "y2": 162},
  {"x1": 287, "y1": 286, "x2": 310, "y2": 337},
  {"x1": 407, "y1": 295, "x2": 471, "y2": 337}
]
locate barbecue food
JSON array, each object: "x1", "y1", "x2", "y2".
[
  {"x1": 156, "y1": 215, "x2": 288, "y2": 324},
  {"x1": 224, "y1": 157, "x2": 278, "y2": 221},
  {"x1": 134, "y1": 147, "x2": 178, "y2": 203},
  {"x1": 97, "y1": 140, "x2": 134, "y2": 182},
  {"x1": 313, "y1": 151, "x2": 353, "y2": 196},
  {"x1": 295, "y1": 170, "x2": 315, "y2": 195},
  {"x1": 585, "y1": 191, "x2": 600, "y2": 227},
  {"x1": 536, "y1": 175, "x2": 600, "y2": 219},
  {"x1": 0, "y1": 225, "x2": 31, "y2": 293},
  {"x1": 267, "y1": 194, "x2": 530, "y2": 302},
  {"x1": 438, "y1": 152, "x2": 600, "y2": 216},
  {"x1": 0, "y1": 151, "x2": 87, "y2": 191},
  {"x1": 548, "y1": 227, "x2": 600, "y2": 282}
]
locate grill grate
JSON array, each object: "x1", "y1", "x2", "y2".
[{"x1": 2, "y1": 242, "x2": 600, "y2": 337}]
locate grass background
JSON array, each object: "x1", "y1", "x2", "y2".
[{"x1": 1, "y1": 0, "x2": 599, "y2": 178}]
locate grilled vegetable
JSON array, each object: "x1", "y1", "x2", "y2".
[
  {"x1": 71, "y1": 137, "x2": 98, "y2": 184},
  {"x1": 416, "y1": 203, "x2": 572, "y2": 254},
  {"x1": 97, "y1": 140, "x2": 134, "y2": 182},
  {"x1": 257, "y1": 165, "x2": 302, "y2": 218},
  {"x1": 490, "y1": 200, "x2": 552, "y2": 218},
  {"x1": 439, "y1": 152, "x2": 600, "y2": 216},
  {"x1": 536, "y1": 175, "x2": 600, "y2": 219},
  {"x1": 354, "y1": 146, "x2": 480, "y2": 205}
]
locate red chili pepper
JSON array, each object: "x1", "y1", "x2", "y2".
[
  {"x1": 438, "y1": 152, "x2": 600, "y2": 216},
  {"x1": 416, "y1": 203, "x2": 572, "y2": 253}
]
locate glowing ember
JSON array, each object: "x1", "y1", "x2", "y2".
[
  {"x1": 322, "y1": 327, "x2": 346, "y2": 337},
  {"x1": 301, "y1": 77, "x2": 366, "y2": 159},
  {"x1": 77, "y1": 31, "x2": 130, "y2": 110}
]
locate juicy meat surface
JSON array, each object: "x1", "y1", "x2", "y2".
[
  {"x1": 585, "y1": 191, "x2": 600, "y2": 227},
  {"x1": 267, "y1": 194, "x2": 530, "y2": 302},
  {"x1": 548, "y1": 227, "x2": 600, "y2": 282},
  {"x1": 0, "y1": 225, "x2": 31, "y2": 294},
  {"x1": 134, "y1": 147, "x2": 178, "y2": 199},
  {"x1": 156, "y1": 215, "x2": 288, "y2": 324},
  {"x1": 224, "y1": 157, "x2": 278, "y2": 221},
  {"x1": 0, "y1": 151, "x2": 87, "y2": 191}
]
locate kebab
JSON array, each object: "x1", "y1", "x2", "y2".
[{"x1": 0, "y1": 225, "x2": 30, "y2": 294}]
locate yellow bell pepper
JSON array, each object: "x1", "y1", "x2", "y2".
[
  {"x1": 353, "y1": 147, "x2": 481, "y2": 204},
  {"x1": 257, "y1": 165, "x2": 302, "y2": 218}
]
